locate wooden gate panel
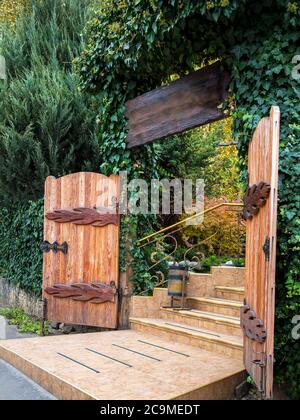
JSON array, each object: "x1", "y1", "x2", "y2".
[
  {"x1": 243, "y1": 107, "x2": 280, "y2": 398},
  {"x1": 42, "y1": 172, "x2": 120, "y2": 328}
]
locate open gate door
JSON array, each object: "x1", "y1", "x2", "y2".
[
  {"x1": 241, "y1": 106, "x2": 280, "y2": 399},
  {"x1": 42, "y1": 172, "x2": 120, "y2": 329}
]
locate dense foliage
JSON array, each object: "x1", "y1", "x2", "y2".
[
  {"x1": 179, "y1": 197, "x2": 246, "y2": 258},
  {"x1": 0, "y1": 200, "x2": 43, "y2": 295},
  {"x1": 78, "y1": 0, "x2": 300, "y2": 398},
  {"x1": 0, "y1": 0, "x2": 101, "y2": 203},
  {"x1": 0, "y1": 307, "x2": 48, "y2": 335},
  {"x1": 158, "y1": 119, "x2": 242, "y2": 200},
  {"x1": 0, "y1": 0, "x2": 100, "y2": 300},
  {"x1": 0, "y1": 0, "x2": 26, "y2": 24}
]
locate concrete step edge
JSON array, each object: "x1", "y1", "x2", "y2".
[
  {"x1": 160, "y1": 308, "x2": 241, "y2": 327},
  {"x1": 187, "y1": 297, "x2": 243, "y2": 308},
  {"x1": 214, "y1": 286, "x2": 244, "y2": 294},
  {"x1": 130, "y1": 318, "x2": 243, "y2": 350}
]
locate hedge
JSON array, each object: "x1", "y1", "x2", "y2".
[{"x1": 0, "y1": 200, "x2": 43, "y2": 296}]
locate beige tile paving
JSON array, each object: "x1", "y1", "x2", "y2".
[{"x1": 0, "y1": 330, "x2": 244, "y2": 400}]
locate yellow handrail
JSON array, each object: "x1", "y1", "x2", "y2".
[{"x1": 138, "y1": 202, "x2": 243, "y2": 244}]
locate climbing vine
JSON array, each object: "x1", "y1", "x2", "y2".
[{"x1": 78, "y1": 0, "x2": 300, "y2": 398}]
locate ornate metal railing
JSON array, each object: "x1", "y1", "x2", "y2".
[
  {"x1": 138, "y1": 202, "x2": 243, "y2": 245},
  {"x1": 137, "y1": 202, "x2": 244, "y2": 295}
]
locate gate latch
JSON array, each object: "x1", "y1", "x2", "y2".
[
  {"x1": 263, "y1": 237, "x2": 270, "y2": 262},
  {"x1": 252, "y1": 351, "x2": 267, "y2": 395},
  {"x1": 252, "y1": 355, "x2": 266, "y2": 368}
]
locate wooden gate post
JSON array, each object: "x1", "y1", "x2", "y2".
[{"x1": 118, "y1": 229, "x2": 134, "y2": 329}]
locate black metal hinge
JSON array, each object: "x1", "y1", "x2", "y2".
[
  {"x1": 263, "y1": 237, "x2": 270, "y2": 262},
  {"x1": 41, "y1": 240, "x2": 68, "y2": 255}
]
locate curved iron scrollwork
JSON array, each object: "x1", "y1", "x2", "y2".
[
  {"x1": 183, "y1": 230, "x2": 218, "y2": 270},
  {"x1": 136, "y1": 271, "x2": 167, "y2": 296},
  {"x1": 149, "y1": 271, "x2": 166, "y2": 287},
  {"x1": 149, "y1": 234, "x2": 178, "y2": 269},
  {"x1": 143, "y1": 228, "x2": 219, "y2": 272},
  {"x1": 243, "y1": 181, "x2": 271, "y2": 220},
  {"x1": 240, "y1": 301, "x2": 267, "y2": 343}
]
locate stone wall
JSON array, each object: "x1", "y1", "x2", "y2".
[{"x1": 0, "y1": 278, "x2": 43, "y2": 318}]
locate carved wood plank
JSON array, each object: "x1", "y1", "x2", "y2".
[
  {"x1": 125, "y1": 61, "x2": 230, "y2": 148},
  {"x1": 46, "y1": 207, "x2": 118, "y2": 227},
  {"x1": 45, "y1": 282, "x2": 116, "y2": 304}
]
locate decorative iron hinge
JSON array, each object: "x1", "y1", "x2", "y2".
[
  {"x1": 45, "y1": 281, "x2": 117, "y2": 304},
  {"x1": 243, "y1": 181, "x2": 271, "y2": 220},
  {"x1": 263, "y1": 237, "x2": 270, "y2": 262},
  {"x1": 240, "y1": 300, "x2": 267, "y2": 343},
  {"x1": 46, "y1": 207, "x2": 118, "y2": 227}
]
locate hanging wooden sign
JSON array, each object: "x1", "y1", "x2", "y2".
[{"x1": 125, "y1": 61, "x2": 230, "y2": 148}]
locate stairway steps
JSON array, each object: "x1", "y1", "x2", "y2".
[
  {"x1": 160, "y1": 308, "x2": 242, "y2": 337},
  {"x1": 186, "y1": 297, "x2": 242, "y2": 317},
  {"x1": 215, "y1": 286, "x2": 244, "y2": 301},
  {"x1": 130, "y1": 317, "x2": 243, "y2": 360}
]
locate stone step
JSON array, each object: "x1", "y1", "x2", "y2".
[
  {"x1": 160, "y1": 308, "x2": 242, "y2": 337},
  {"x1": 0, "y1": 330, "x2": 245, "y2": 400},
  {"x1": 186, "y1": 297, "x2": 242, "y2": 318},
  {"x1": 214, "y1": 286, "x2": 245, "y2": 301},
  {"x1": 130, "y1": 317, "x2": 243, "y2": 360}
]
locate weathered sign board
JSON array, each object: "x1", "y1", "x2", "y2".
[{"x1": 125, "y1": 61, "x2": 230, "y2": 148}]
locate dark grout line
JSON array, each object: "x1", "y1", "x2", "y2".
[
  {"x1": 138, "y1": 340, "x2": 190, "y2": 357},
  {"x1": 112, "y1": 344, "x2": 161, "y2": 361},
  {"x1": 86, "y1": 348, "x2": 132, "y2": 368},
  {"x1": 57, "y1": 352, "x2": 100, "y2": 373}
]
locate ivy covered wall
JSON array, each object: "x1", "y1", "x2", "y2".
[
  {"x1": 0, "y1": 200, "x2": 43, "y2": 296},
  {"x1": 78, "y1": 0, "x2": 300, "y2": 398}
]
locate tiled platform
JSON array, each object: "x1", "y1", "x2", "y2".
[{"x1": 0, "y1": 330, "x2": 245, "y2": 400}]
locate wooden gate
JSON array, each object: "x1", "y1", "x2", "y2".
[
  {"x1": 42, "y1": 172, "x2": 120, "y2": 329},
  {"x1": 241, "y1": 106, "x2": 280, "y2": 399}
]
